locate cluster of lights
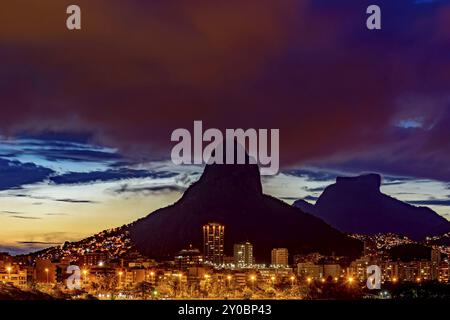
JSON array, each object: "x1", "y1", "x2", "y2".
[
  {"x1": 304, "y1": 277, "x2": 341, "y2": 284},
  {"x1": 5, "y1": 266, "x2": 12, "y2": 280}
]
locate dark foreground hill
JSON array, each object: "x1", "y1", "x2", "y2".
[
  {"x1": 128, "y1": 162, "x2": 362, "y2": 262},
  {"x1": 0, "y1": 284, "x2": 55, "y2": 300}
]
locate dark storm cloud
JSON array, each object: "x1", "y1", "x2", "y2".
[
  {"x1": 28, "y1": 148, "x2": 121, "y2": 163},
  {"x1": 1, "y1": 210, "x2": 68, "y2": 217},
  {"x1": 283, "y1": 169, "x2": 338, "y2": 182},
  {"x1": 17, "y1": 131, "x2": 94, "y2": 144},
  {"x1": 301, "y1": 186, "x2": 326, "y2": 193},
  {"x1": 3, "y1": 193, "x2": 97, "y2": 203},
  {"x1": 9, "y1": 215, "x2": 42, "y2": 220},
  {"x1": 406, "y1": 198, "x2": 450, "y2": 206},
  {"x1": 113, "y1": 183, "x2": 186, "y2": 195},
  {"x1": 54, "y1": 199, "x2": 97, "y2": 204},
  {"x1": 0, "y1": 159, "x2": 53, "y2": 190},
  {"x1": 1, "y1": 211, "x2": 25, "y2": 215},
  {"x1": 1, "y1": 134, "x2": 121, "y2": 163},
  {"x1": 50, "y1": 169, "x2": 178, "y2": 184},
  {"x1": 0, "y1": 1, "x2": 449, "y2": 181}
]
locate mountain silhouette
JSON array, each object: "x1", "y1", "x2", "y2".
[
  {"x1": 128, "y1": 161, "x2": 362, "y2": 262},
  {"x1": 293, "y1": 174, "x2": 450, "y2": 241}
]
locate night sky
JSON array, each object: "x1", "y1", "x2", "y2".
[{"x1": 0, "y1": 0, "x2": 449, "y2": 254}]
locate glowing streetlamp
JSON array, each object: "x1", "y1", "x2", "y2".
[
  {"x1": 270, "y1": 276, "x2": 276, "y2": 286},
  {"x1": 250, "y1": 275, "x2": 256, "y2": 290},
  {"x1": 204, "y1": 274, "x2": 210, "y2": 287},
  {"x1": 306, "y1": 277, "x2": 312, "y2": 284},
  {"x1": 347, "y1": 276, "x2": 354, "y2": 284},
  {"x1": 392, "y1": 277, "x2": 398, "y2": 283},
  {"x1": 227, "y1": 275, "x2": 232, "y2": 287},
  {"x1": 290, "y1": 276, "x2": 295, "y2": 286},
  {"x1": 82, "y1": 269, "x2": 88, "y2": 284},
  {"x1": 45, "y1": 268, "x2": 49, "y2": 284},
  {"x1": 150, "y1": 271, "x2": 155, "y2": 284},
  {"x1": 6, "y1": 266, "x2": 11, "y2": 280}
]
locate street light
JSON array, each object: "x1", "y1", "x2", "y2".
[
  {"x1": 290, "y1": 276, "x2": 295, "y2": 286},
  {"x1": 150, "y1": 271, "x2": 155, "y2": 284},
  {"x1": 347, "y1": 276, "x2": 354, "y2": 284},
  {"x1": 227, "y1": 275, "x2": 232, "y2": 287},
  {"x1": 250, "y1": 275, "x2": 256, "y2": 290},
  {"x1": 45, "y1": 268, "x2": 49, "y2": 284},
  {"x1": 6, "y1": 266, "x2": 11, "y2": 280},
  {"x1": 306, "y1": 277, "x2": 312, "y2": 284},
  {"x1": 82, "y1": 269, "x2": 88, "y2": 284}
]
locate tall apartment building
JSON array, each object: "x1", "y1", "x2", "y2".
[
  {"x1": 233, "y1": 242, "x2": 253, "y2": 267},
  {"x1": 203, "y1": 222, "x2": 225, "y2": 264},
  {"x1": 271, "y1": 248, "x2": 289, "y2": 267}
]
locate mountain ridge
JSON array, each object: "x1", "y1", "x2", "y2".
[
  {"x1": 293, "y1": 173, "x2": 450, "y2": 241},
  {"x1": 128, "y1": 162, "x2": 362, "y2": 262}
]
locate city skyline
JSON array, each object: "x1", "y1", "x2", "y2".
[{"x1": 1, "y1": 219, "x2": 449, "y2": 300}]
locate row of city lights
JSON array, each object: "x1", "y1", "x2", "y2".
[{"x1": 36, "y1": 261, "x2": 423, "y2": 285}]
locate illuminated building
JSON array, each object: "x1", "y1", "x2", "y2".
[
  {"x1": 431, "y1": 248, "x2": 441, "y2": 280},
  {"x1": 271, "y1": 248, "x2": 289, "y2": 267},
  {"x1": 0, "y1": 266, "x2": 27, "y2": 288},
  {"x1": 233, "y1": 242, "x2": 253, "y2": 267},
  {"x1": 323, "y1": 264, "x2": 342, "y2": 279},
  {"x1": 380, "y1": 262, "x2": 399, "y2": 282},
  {"x1": 398, "y1": 261, "x2": 420, "y2": 282},
  {"x1": 438, "y1": 261, "x2": 449, "y2": 283},
  {"x1": 203, "y1": 222, "x2": 225, "y2": 264},
  {"x1": 297, "y1": 262, "x2": 323, "y2": 279},
  {"x1": 175, "y1": 245, "x2": 203, "y2": 269},
  {"x1": 79, "y1": 251, "x2": 108, "y2": 267},
  {"x1": 349, "y1": 257, "x2": 370, "y2": 281}
]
